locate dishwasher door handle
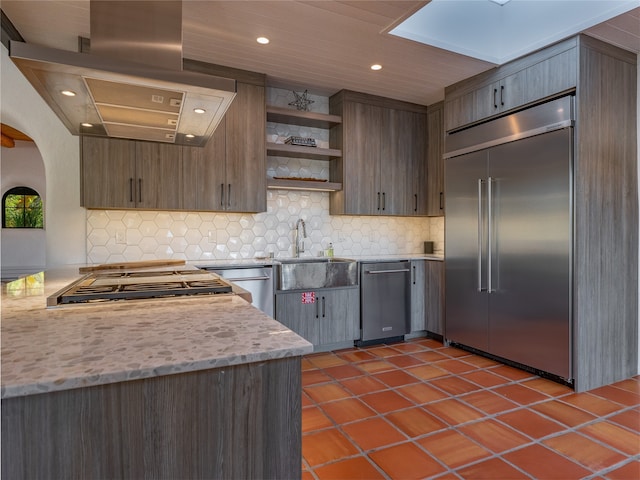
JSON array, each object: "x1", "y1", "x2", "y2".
[
  {"x1": 366, "y1": 269, "x2": 410, "y2": 274},
  {"x1": 223, "y1": 276, "x2": 271, "y2": 282}
]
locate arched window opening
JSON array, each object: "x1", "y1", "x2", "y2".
[{"x1": 2, "y1": 186, "x2": 44, "y2": 228}]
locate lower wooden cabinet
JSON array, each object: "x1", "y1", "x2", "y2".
[
  {"x1": 410, "y1": 260, "x2": 426, "y2": 332},
  {"x1": 425, "y1": 261, "x2": 445, "y2": 336},
  {"x1": 410, "y1": 260, "x2": 444, "y2": 336},
  {"x1": 275, "y1": 287, "x2": 359, "y2": 347},
  {"x1": 1, "y1": 358, "x2": 301, "y2": 479}
]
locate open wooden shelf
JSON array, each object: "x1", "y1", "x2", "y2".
[
  {"x1": 267, "y1": 178, "x2": 342, "y2": 192},
  {"x1": 266, "y1": 142, "x2": 341, "y2": 161},
  {"x1": 266, "y1": 105, "x2": 342, "y2": 129}
]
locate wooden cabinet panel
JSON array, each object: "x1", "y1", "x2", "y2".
[
  {"x1": 411, "y1": 260, "x2": 444, "y2": 335},
  {"x1": 474, "y1": 71, "x2": 527, "y2": 125},
  {"x1": 225, "y1": 82, "x2": 266, "y2": 212},
  {"x1": 410, "y1": 112, "x2": 429, "y2": 215},
  {"x1": 426, "y1": 102, "x2": 444, "y2": 216},
  {"x1": 500, "y1": 70, "x2": 528, "y2": 112},
  {"x1": 183, "y1": 120, "x2": 226, "y2": 211},
  {"x1": 183, "y1": 82, "x2": 266, "y2": 213},
  {"x1": 135, "y1": 143, "x2": 183, "y2": 210},
  {"x1": 380, "y1": 108, "x2": 413, "y2": 215},
  {"x1": 444, "y1": 40, "x2": 578, "y2": 132},
  {"x1": 425, "y1": 261, "x2": 444, "y2": 336},
  {"x1": 524, "y1": 48, "x2": 577, "y2": 104},
  {"x1": 276, "y1": 288, "x2": 359, "y2": 347},
  {"x1": 2, "y1": 359, "x2": 302, "y2": 479},
  {"x1": 82, "y1": 137, "x2": 182, "y2": 210},
  {"x1": 81, "y1": 137, "x2": 136, "y2": 209},
  {"x1": 341, "y1": 101, "x2": 381, "y2": 215},
  {"x1": 319, "y1": 288, "x2": 360, "y2": 345},
  {"x1": 410, "y1": 260, "x2": 426, "y2": 332},
  {"x1": 330, "y1": 91, "x2": 428, "y2": 216},
  {"x1": 444, "y1": 90, "x2": 475, "y2": 133}
]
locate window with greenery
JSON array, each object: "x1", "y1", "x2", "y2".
[{"x1": 2, "y1": 186, "x2": 44, "y2": 228}]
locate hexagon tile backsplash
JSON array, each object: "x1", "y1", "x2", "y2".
[{"x1": 86, "y1": 195, "x2": 444, "y2": 264}]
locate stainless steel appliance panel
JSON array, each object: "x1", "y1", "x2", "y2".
[
  {"x1": 445, "y1": 96, "x2": 573, "y2": 381},
  {"x1": 360, "y1": 261, "x2": 411, "y2": 342},
  {"x1": 205, "y1": 267, "x2": 274, "y2": 317},
  {"x1": 488, "y1": 129, "x2": 572, "y2": 378},
  {"x1": 444, "y1": 150, "x2": 490, "y2": 351}
]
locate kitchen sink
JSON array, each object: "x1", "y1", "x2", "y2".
[{"x1": 277, "y1": 257, "x2": 358, "y2": 290}]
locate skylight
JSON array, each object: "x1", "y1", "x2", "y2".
[{"x1": 390, "y1": 0, "x2": 638, "y2": 64}]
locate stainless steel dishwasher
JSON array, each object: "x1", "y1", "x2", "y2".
[
  {"x1": 199, "y1": 266, "x2": 274, "y2": 317},
  {"x1": 359, "y1": 261, "x2": 411, "y2": 344}
]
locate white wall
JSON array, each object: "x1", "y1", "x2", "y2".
[
  {"x1": 1, "y1": 141, "x2": 46, "y2": 269},
  {"x1": 0, "y1": 46, "x2": 86, "y2": 267}
]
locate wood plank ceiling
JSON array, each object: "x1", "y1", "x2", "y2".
[
  {"x1": 1, "y1": 124, "x2": 33, "y2": 148},
  {"x1": 1, "y1": 1, "x2": 638, "y2": 107}
]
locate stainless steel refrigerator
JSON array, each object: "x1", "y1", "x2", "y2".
[{"x1": 444, "y1": 96, "x2": 573, "y2": 381}]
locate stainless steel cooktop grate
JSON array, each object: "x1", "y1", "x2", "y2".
[{"x1": 49, "y1": 269, "x2": 234, "y2": 306}]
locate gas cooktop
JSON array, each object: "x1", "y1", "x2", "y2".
[{"x1": 47, "y1": 269, "x2": 234, "y2": 307}]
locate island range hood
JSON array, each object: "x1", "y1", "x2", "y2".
[{"x1": 8, "y1": 0, "x2": 236, "y2": 147}]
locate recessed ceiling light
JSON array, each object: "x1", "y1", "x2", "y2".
[
  {"x1": 185, "y1": 134, "x2": 195, "y2": 139},
  {"x1": 81, "y1": 122, "x2": 93, "y2": 128},
  {"x1": 489, "y1": 0, "x2": 511, "y2": 5},
  {"x1": 370, "y1": 64, "x2": 382, "y2": 71},
  {"x1": 193, "y1": 108, "x2": 206, "y2": 114},
  {"x1": 256, "y1": 37, "x2": 270, "y2": 45},
  {"x1": 61, "y1": 90, "x2": 76, "y2": 97}
]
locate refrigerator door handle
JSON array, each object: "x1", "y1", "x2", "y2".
[
  {"x1": 487, "y1": 176, "x2": 493, "y2": 293},
  {"x1": 477, "y1": 178, "x2": 485, "y2": 292}
]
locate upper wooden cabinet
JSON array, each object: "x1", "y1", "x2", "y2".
[
  {"x1": 329, "y1": 90, "x2": 428, "y2": 216},
  {"x1": 182, "y1": 118, "x2": 226, "y2": 211},
  {"x1": 426, "y1": 102, "x2": 444, "y2": 216},
  {"x1": 81, "y1": 137, "x2": 136, "y2": 209},
  {"x1": 183, "y1": 82, "x2": 266, "y2": 213},
  {"x1": 444, "y1": 38, "x2": 578, "y2": 131},
  {"x1": 81, "y1": 64, "x2": 267, "y2": 213},
  {"x1": 81, "y1": 137, "x2": 183, "y2": 210}
]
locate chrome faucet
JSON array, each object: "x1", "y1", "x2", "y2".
[{"x1": 294, "y1": 218, "x2": 307, "y2": 257}]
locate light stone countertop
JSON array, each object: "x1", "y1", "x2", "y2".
[{"x1": 1, "y1": 266, "x2": 313, "y2": 399}]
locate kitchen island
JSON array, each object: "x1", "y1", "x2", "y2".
[{"x1": 1, "y1": 267, "x2": 313, "y2": 479}]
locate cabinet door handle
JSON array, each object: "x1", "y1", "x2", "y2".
[
  {"x1": 500, "y1": 85, "x2": 505, "y2": 106},
  {"x1": 129, "y1": 178, "x2": 134, "y2": 203},
  {"x1": 382, "y1": 192, "x2": 386, "y2": 211},
  {"x1": 228, "y1": 184, "x2": 231, "y2": 208},
  {"x1": 138, "y1": 178, "x2": 142, "y2": 203},
  {"x1": 414, "y1": 193, "x2": 418, "y2": 212},
  {"x1": 493, "y1": 88, "x2": 498, "y2": 109},
  {"x1": 439, "y1": 192, "x2": 444, "y2": 210},
  {"x1": 322, "y1": 296, "x2": 326, "y2": 318},
  {"x1": 315, "y1": 298, "x2": 319, "y2": 319},
  {"x1": 220, "y1": 183, "x2": 225, "y2": 207},
  {"x1": 377, "y1": 192, "x2": 381, "y2": 211},
  {"x1": 412, "y1": 265, "x2": 416, "y2": 284}
]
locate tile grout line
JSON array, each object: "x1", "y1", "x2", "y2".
[{"x1": 301, "y1": 343, "x2": 639, "y2": 478}]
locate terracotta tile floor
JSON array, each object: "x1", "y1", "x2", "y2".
[{"x1": 301, "y1": 338, "x2": 640, "y2": 480}]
